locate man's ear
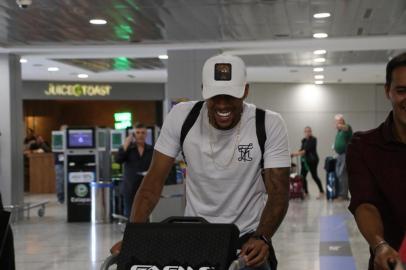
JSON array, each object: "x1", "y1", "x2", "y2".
[
  {"x1": 242, "y1": 84, "x2": 249, "y2": 100},
  {"x1": 384, "y1": 84, "x2": 391, "y2": 99}
]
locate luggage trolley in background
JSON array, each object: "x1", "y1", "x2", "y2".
[
  {"x1": 289, "y1": 156, "x2": 305, "y2": 200},
  {"x1": 101, "y1": 217, "x2": 240, "y2": 270}
]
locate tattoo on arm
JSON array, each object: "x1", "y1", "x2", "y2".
[{"x1": 256, "y1": 167, "x2": 290, "y2": 239}]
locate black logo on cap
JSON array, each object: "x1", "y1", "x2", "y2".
[{"x1": 215, "y1": 63, "x2": 232, "y2": 81}]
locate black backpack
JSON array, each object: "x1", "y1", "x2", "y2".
[{"x1": 179, "y1": 101, "x2": 267, "y2": 170}]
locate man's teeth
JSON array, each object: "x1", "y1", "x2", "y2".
[{"x1": 217, "y1": 111, "x2": 231, "y2": 117}]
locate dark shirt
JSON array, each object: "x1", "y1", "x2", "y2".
[
  {"x1": 347, "y1": 112, "x2": 406, "y2": 268},
  {"x1": 116, "y1": 143, "x2": 153, "y2": 185},
  {"x1": 300, "y1": 136, "x2": 319, "y2": 163}
]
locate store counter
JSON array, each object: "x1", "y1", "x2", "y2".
[{"x1": 26, "y1": 153, "x2": 56, "y2": 193}]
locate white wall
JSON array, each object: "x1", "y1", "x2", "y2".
[{"x1": 247, "y1": 83, "x2": 392, "y2": 194}]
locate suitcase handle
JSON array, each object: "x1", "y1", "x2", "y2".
[{"x1": 161, "y1": 216, "x2": 209, "y2": 224}]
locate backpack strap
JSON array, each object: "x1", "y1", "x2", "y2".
[
  {"x1": 255, "y1": 108, "x2": 266, "y2": 170},
  {"x1": 180, "y1": 101, "x2": 204, "y2": 163}
]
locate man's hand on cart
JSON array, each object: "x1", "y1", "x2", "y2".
[
  {"x1": 374, "y1": 243, "x2": 400, "y2": 270},
  {"x1": 240, "y1": 237, "x2": 269, "y2": 268},
  {"x1": 110, "y1": 240, "x2": 122, "y2": 255}
]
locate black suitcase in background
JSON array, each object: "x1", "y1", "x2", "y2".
[{"x1": 117, "y1": 217, "x2": 240, "y2": 270}]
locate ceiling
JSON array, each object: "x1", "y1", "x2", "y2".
[{"x1": 1, "y1": 0, "x2": 406, "y2": 83}]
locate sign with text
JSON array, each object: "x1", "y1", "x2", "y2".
[{"x1": 44, "y1": 83, "x2": 111, "y2": 97}]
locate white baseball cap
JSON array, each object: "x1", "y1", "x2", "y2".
[{"x1": 202, "y1": 54, "x2": 247, "y2": 100}]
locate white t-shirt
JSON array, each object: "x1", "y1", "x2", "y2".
[{"x1": 155, "y1": 101, "x2": 290, "y2": 235}]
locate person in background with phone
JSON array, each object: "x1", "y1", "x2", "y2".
[
  {"x1": 347, "y1": 52, "x2": 406, "y2": 270},
  {"x1": 116, "y1": 123, "x2": 153, "y2": 218}
]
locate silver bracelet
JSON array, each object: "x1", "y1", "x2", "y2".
[{"x1": 373, "y1": 240, "x2": 389, "y2": 255}]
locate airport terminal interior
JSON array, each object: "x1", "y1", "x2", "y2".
[{"x1": 0, "y1": 0, "x2": 405, "y2": 269}]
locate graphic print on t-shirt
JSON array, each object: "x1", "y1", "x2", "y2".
[{"x1": 238, "y1": 143, "x2": 253, "y2": 162}]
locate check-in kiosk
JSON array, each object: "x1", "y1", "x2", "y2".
[
  {"x1": 65, "y1": 127, "x2": 97, "y2": 222},
  {"x1": 51, "y1": 131, "x2": 65, "y2": 152}
]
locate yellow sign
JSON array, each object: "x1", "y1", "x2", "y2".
[{"x1": 45, "y1": 83, "x2": 111, "y2": 97}]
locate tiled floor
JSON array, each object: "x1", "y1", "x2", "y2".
[{"x1": 11, "y1": 193, "x2": 370, "y2": 270}]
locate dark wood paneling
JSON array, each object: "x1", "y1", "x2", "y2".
[{"x1": 24, "y1": 100, "x2": 159, "y2": 143}]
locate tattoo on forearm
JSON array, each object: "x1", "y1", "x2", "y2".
[{"x1": 256, "y1": 167, "x2": 290, "y2": 238}]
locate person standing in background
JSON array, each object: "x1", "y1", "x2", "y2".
[
  {"x1": 333, "y1": 114, "x2": 352, "y2": 201},
  {"x1": 291, "y1": 126, "x2": 324, "y2": 198},
  {"x1": 116, "y1": 123, "x2": 153, "y2": 218}
]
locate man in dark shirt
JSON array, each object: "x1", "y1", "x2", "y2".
[
  {"x1": 347, "y1": 52, "x2": 406, "y2": 270},
  {"x1": 116, "y1": 124, "x2": 153, "y2": 218}
]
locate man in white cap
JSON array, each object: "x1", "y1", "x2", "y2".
[{"x1": 112, "y1": 54, "x2": 291, "y2": 270}]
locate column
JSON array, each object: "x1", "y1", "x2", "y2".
[{"x1": 0, "y1": 54, "x2": 24, "y2": 206}]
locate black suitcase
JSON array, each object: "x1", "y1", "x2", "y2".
[{"x1": 117, "y1": 217, "x2": 240, "y2": 270}]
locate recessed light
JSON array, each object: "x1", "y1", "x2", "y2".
[
  {"x1": 313, "y1": 67, "x2": 324, "y2": 72},
  {"x1": 77, "y1": 74, "x2": 89, "y2": 78},
  {"x1": 313, "y1": 58, "x2": 326, "y2": 63},
  {"x1": 314, "y1": 75, "x2": 324, "y2": 79},
  {"x1": 314, "y1": 81, "x2": 324, "y2": 85},
  {"x1": 313, "y1": 13, "x2": 331, "y2": 19},
  {"x1": 89, "y1": 19, "x2": 107, "y2": 25},
  {"x1": 313, "y1": 33, "x2": 328, "y2": 39},
  {"x1": 20, "y1": 58, "x2": 27, "y2": 63},
  {"x1": 313, "y1": 50, "x2": 327, "y2": 55},
  {"x1": 48, "y1": 67, "x2": 59, "y2": 72},
  {"x1": 158, "y1": 54, "x2": 168, "y2": 60}
]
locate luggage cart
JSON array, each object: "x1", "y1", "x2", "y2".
[
  {"x1": 4, "y1": 200, "x2": 49, "y2": 223},
  {"x1": 289, "y1": 156, "x2": 305, "y2": 200},
  {"x1": 101, "y1": 216, "x2": 240, "y2": 270}
]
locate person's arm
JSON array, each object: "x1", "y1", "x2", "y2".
[
  {"x1": 115, "y1": 136, "x2": 134, "y2": 164},
  {"x1": 337, "y1": 123, "x2": 350, "y2": 131},
  {"x1": 130, "y1": 150, "x2": 175, "y2": 222},
  {"x1": 122, "y1": 135, "x2": 134, "y2": 151},
  {"x1": 354, "y1": 204, "x2": 399, "y2": 270},
  {"x1": 292, "y1": 138, "x2": 308, "y2": 157},
  {"x1": 291, "y1": 150, "x2": 305, "y2": 157},
  {"x1": 240, "y1": 167, "x2": 290, "y2": 267},
  {"x1": 257, "y1": 167, "x2": 290, "y2": 238},
  {"x1": 347, "y1": 134, "x2": 400, "y2": 270}
]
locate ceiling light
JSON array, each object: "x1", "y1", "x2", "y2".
[
  {"x1": 89, "y1": 19, "x2": 107, "y2": 25},
  {"x1": 19, "y1": 58, "x2": 27, "y2": 63},
  {"x1": 158, "y1": 54, "x2": 168, "y2": 60},
  {"x1": 314, "y1": 75, "x2": 324, "y2": 79},
  {"x1": 313, "y1": 67, "x2": 324, "y2": 72},
  {"x1": 313, "y1": 13, "x2": 331, "y2": 19},
  {"x1": 313, "y1": 33, "x2": 328, "y2": 39},
  {"x1": 47, "y1": 67, "x2": 59, "y2": 72},
  {"x1": 313, "y1": 58, "x2": 326, "y2": 63},
  {"x1": 314, "y1": 81, "x2": 324, "y2": 85},
  {"x1": 78, "y1": 74, "x2": 89, "y2": 78},
  {"x1": 313, "y1": 50, "x2": 327, "y2": 55}
]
